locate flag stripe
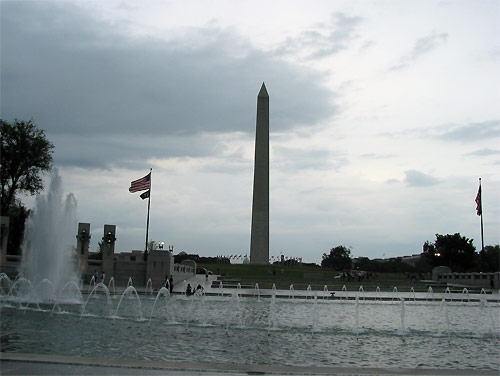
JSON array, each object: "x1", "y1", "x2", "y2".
[
  {"x1": 475, "y1": 185, "x2": 482, "y2": 216},
  {"x1": 129, "y1": 173, "x2": 151, "y2": 193}
]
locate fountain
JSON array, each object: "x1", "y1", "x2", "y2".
[
  {"x1": 19, "y1": 170, "x2": 79, "y2": 302},
  {"x1": 1, "y1": 276, "x2": 499, "y2": 371}
]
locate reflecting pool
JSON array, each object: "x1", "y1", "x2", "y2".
[{"x1": 1, "y1": 288, "x2": 499, "y2": 371}]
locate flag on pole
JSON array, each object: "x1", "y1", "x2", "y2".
[
  {"x1": 140, "y1": 190, "x2": 150, "y2": 200},
  {"x1": 475, "y1": 185, "x2": 482, "y2": 216},
  {"x1": 129, "y1": 173, "x2": 151, "y2": 193}
]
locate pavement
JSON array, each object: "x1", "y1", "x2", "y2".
[{"x1": 1, "y1": 353, "x2": 498, "y2": 376}]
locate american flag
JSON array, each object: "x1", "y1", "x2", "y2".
[
  {"x1": 475, "y1": 185, "x2": 482, "y2": 216},
  {"x1": 129, "y1": 173, "x2": 151, "y2": 193}
]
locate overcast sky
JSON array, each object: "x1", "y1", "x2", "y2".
[{"x1": 1, "y1": 0, "x2": 499, "y2": 263}]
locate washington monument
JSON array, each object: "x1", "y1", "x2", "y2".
[{"x1": 250, "y1": 83, "x2": 269, "y2": 264}]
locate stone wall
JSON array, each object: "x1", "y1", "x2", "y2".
[
  {"x1": 171, "y1": 263, "x2": 196, "y2": 288},
  {"x1": 114, "y1": 260, "x2": 147, "y2": 287},
  {"x1": 146, "y1": 250, "x2": 174, "y2": 289}
]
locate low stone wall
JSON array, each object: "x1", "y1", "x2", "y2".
[{"x1": 438, "y1": 272, "x2": 499, "y2": 289}]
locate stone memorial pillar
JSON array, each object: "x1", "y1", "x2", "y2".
[
  {"x1": 101, "y1": 224, "x2": 116, "y2": 282},
  {"x1": 76, "y1": 223, "x2": 91, "y2": 276}
]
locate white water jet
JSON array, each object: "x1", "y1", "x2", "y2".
[
  {"x1": 462, "y1": 288, "x2": 470, "y2": 302},
  {"x1": 149, "y1": 287, "x2": 169, "y2": 323},
  {"x1": 439, "y1": 298, "x2": 451, "y2": 336},
  {"x1": 399, "y1": 297, "x2": 406, "y2": 336},
  {"x1": 254, "y1": 283, "x2": 260, "y2": 301},
  {"x1": 108, "y1": 277, "x2": 116, "y2": 296},
  {"x1": 354, "y1": 296, "x2": 360, "y2": 335},
  {"x1": 410, "y1": 287, "x2": 416, "y2": 302},
  {"x1": 114, "y1": 285, "x2": 143, "y2": 320},
  {"x1": 146, "y1": 278, "x2": 153, "y2": 295},
  {"x1": 267, "y1": 290, "x2": 277, "y2": 335},
  {"x1": 323, "y1": 285, "x2": 329, "y2": 300},
  {"x1": 341, "y1": 285, "x2": 348, "y2": 300},
  {"x1": 392, "y1": 286, "x2": 399, "y2": 302},
  {"x1": 20, "y1": 170, "x2": 79, "y2": 296},
  {"x1": 312, "y1": 293, "x2": 319, "y2": 333},
  {"x1": 358, "y1": 285, "x2": 365, "y2": 301},
  {"x1": 375, "y1": 286, "x2": 381, "y2": 301},
  {"x1": 88, "y1": 276, "x2": 96, "y2": 294},
  {"x1": 289, "y1": 284, "x2": 294, "y2": 299},
  {"x1": 82, "y1": 282, "x2": 113, "y2": 317},
  {"x1": 306, "y1": 285, "x2": 312, "y2": 299},
  {"x1": 0, "y1": 273, "x2": 13, "y2": 293}
]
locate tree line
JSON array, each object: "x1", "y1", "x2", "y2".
[{"x1": 322, "y1": 235, "x2": 499, "y2": 273}]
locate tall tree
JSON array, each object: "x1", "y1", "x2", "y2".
[
  {"x1": 321, "y1": 246, "x2": 352, "y2": 270},
  {"x1": 479, "y1": 245, "x2": 500, "y2": 272},
  {"x1": 422, "y1": 233, "x2": 477, "y2": 272},
  {"x1": 1, "y1": 119, "x2": 54, "y2": 214}
]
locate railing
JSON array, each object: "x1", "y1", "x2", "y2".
[{"x1": 173, "y1": 264, "x2": 195, "y2": 274}]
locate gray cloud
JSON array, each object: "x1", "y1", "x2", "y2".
[
  {"x1": 360, "y1": 153, "x2": 393, "y2": 159},
  {"x1": 391, "y1": 31, "x2": 448, "y2": 70},
  {"x1": 274, "y1": 12, "x2": 363, "y2": 59},
  {"x1": 272, "y1": 146, "x2": 349, "y2": 171},
  {"x1": 379, "y1": 120, "x2": 500, "y2": 143},
  {"x1": 1, "y1": 2, "x2": 337, "y2": 169},
  {"x1": 465, "y1": 148, "x2": 499, "y2": 157},
  {"x1": 404, "y1": 170, "x2": 439, "y2": 187},
  {"x1": 386, "y1": 178, "x2": 399, "y2": 184},
  {"x1": 437, "y1": 120, "x2": 500, "y2": 142}
]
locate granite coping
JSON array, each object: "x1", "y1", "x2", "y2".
[{"x1": 0, "y1": 353, "x2": 498, "y2": 376}]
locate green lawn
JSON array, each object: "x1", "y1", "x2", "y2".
[{"x1": 199, "y1": 263, "x2": 429, "y2": 292}]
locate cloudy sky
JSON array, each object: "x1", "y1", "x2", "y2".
[{"x1": 1, "y1": 0, "x2": 499, "y2": 263}]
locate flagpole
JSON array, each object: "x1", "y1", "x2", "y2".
[
  {"x1": 479, "y1": 178, "x2": 484, "y2": 254},
  {"x1": 145, "y1": 168, "x2": 152, "y2": 254}
]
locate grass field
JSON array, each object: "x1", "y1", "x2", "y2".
[{"x1": 198, "y1": 263, "x2": 430, "y2": 292}]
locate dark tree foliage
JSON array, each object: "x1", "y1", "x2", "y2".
[
  {"x1": 321, "y1": 246, "x2": 352, "y2": 270},
  {"x1": 353, "y1": 257, "x2": 419, "y2": 273},
  {"x1": 479, "y1": 245, "x2": 500, "y2": 272},
  {"x1": 1, "y1": 119, "x2": 54, "y2": 214},
  {"x1": 5, "y1": 202, "x2": 30, "y2": 255},
  {"x1": 174, "y1": 253, "x2": 230, "y2": 264},
  {"x1": 422, "y1": 233, "x2": 477, "y2": 272}
]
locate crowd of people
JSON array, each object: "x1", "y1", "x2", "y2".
[{"x1": 340, "y1": 270, "x2": 377, "y2": 282}]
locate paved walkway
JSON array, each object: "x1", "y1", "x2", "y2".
[{"x1": 1, "y1": 353, "x2": 497, "y2": 375}]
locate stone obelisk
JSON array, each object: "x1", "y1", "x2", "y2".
[{"x1": 250, "y1": 83, "x2": 269, "y2": 264}]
